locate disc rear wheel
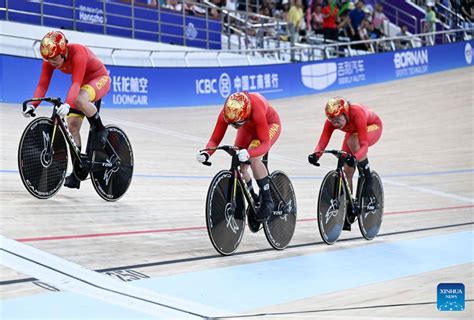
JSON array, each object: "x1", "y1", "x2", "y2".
[
  {"x1": 263, "y1": 171, "x2": 297, "y2": 250},
  {"x1": 358, "y1": 171, "x2": 384, "y2": 240},
  {"x1": 90, "y1": 126, "x2": 133, "y2": 201}
]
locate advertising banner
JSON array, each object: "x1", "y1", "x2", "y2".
[{"x1": 1, "y1": 41, "x2": 472, "y2": 108}]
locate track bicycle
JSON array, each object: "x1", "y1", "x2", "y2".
[
  {"x1": 201, "y1": 145, "x2": 297, "y2": 256},
  {"x1": 311, "y1": 150, "x2": 384, "y2": 244},
  {"x1": 18, "y1": 97, "x2": 133, "y2": 201}
]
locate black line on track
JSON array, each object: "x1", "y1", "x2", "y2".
[
  {"x1": 0, "y1": 249, "x2": 207, "y2": 318},
  {"x1": 210, "y1": 299, "x2": 474, "y2": 319},
  {"x1": 1, "y1": 221, "x2": 472, "y2": 286}
]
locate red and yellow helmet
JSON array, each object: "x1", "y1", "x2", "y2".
[
  {"x1": 223, "y1": 92, "x2": 251, "y2": 128},
  {"x1": 325, "y1": 97, "x2": 350, "y2": 119},
  {"x1": 40, "y1": 31, "x2": 68, "y2": 60}
]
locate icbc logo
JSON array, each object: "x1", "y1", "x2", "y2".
[
  {"x1": 196, "y1": 78, "x2": 218, "y2": 94},
  {"x1": 195, "y1": 73, "x2": 231, "y2": 98}
]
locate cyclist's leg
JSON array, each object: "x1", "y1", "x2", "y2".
[
  {"x1": 235, "y1": 128, "x2": 256, "y2": 182},
  {"x1": 75, "y1": 76, "x2": 110, "y2": 148},
  {"x1": 347, "y1": 123, "x2": 383, "y2": 197},
  {"x1": 67, "y1": 112, "x2": 84, "y2": 147},
  {"x1": 248, "y1": 123, "x2": 281, "y2": 220},
  {"x1": 341, "y1": 133, "x2": 356, "y2": 192},
  {"x1": 64, "y1": 110, "x2": 85, "y2": 189}
]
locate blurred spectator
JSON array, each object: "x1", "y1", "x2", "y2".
[
  {"x1": 367, "y1": 22, "x2": 383, "y2": 39},
  {"x1": 461, "y1": 0, "x2": 474, "y2": 24},
  {"x1": 311, "y1": 4, "x2": 324, "y2": 34},
  {"x1": 363, "y1": 5, "x2": 373, "y2": 23},
  {"x1": 338, "y1": 10, "x2": 355, "y2": 38},
  {"x1": 437, "y1": 0, "x2": 452, "y2": 25},
  {"x1": 357, "y1": 18, "x2": 372, "y2": 50},
  {"x1": 396, "y1": 24, "x2": 411, "y2": 49},
  {"x1": 209, "y1": 0, "x2": 226, "y2": 18},
  {"x1": 163, "y1": 0, "x2": 183, "y2": 11},
  {"x1": 287, "y1": 0, "x2": 305, "y2": 41},
  {"x1": 322, "y1": 0, "x2": 339, "y2": 41},
  {"x1": 237, "y1": 0, "x2": 259, "y2": 12},
  {"x1": 189, "y1": 3, "x2": 207, "y2": 16},
  {"x1": 350, "y1": 0, "x2": 366, "y2": 31},
  {"x1": 277, "y1": 0, "x2": 291, "y2": 40},
  {"x1": 372, "y1": 4, "x2": 388, "y2": 32},
  {"x1": 305, "y1": 0, "x2": 323, "y2": 32},
  {"x1": 367, "y1": 21, "x2": 388, "y2": 50},
  {"x1": 225, "y1": 0, "x2": 237, "y2": 10},
  {"x1": 259, "y1": 0, "x2": 274, "y2": 17},
  {"x1": 280, "y1": 0, "x2": 291, "y2": 21},
  {"x1": 424, "y1": 3, "x2": 437, "y2": 45}
]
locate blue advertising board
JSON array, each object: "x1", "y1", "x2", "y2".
[{"x1": 1, "y1": 41, "x2": 472, "y2": 108}]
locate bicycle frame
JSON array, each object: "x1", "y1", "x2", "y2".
[
  {"x1": 201, "y1": 146, "x2": 286, "y2": 216},
  {"x1": 22, "y1": 97, "x2": 121, "y2": 178},
  {"x1": 324, "y1": 150, "x2": 362, "y2": 216},
  {"x1": 23, "y1": 97, "x2": 82, "y2": 161}
]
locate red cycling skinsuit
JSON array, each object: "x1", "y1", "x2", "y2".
[
  {"x1": 206, "y1": 92, "x2": 282, "y2": 157},
  {"x1": 32, "y1": 44, "x2": 110, "y2": 117},
  {"x1": 314, "y1": 103, "x2": 383, "y2": 160}
]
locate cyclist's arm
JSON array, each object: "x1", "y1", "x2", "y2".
[
  {"x1": 31, "y1": 62, "x2": 54, "y2": 108},
  {"x1": 205, "y1": 110, "x2": 228, "y2": 156},
  {"x1": 353, "y1": 115, "x2": 369, "y2": 160},
  {"x1": 314, "y1": 120, "x2": 335, "y2": 154},
  {"x1": 65, "y1": 46, "x2": 88, "y2": 106},
  {"x1": 248, "y1": 106, "x2": 270, "y2": 158}
]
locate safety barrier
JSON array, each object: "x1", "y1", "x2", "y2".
[{"x1": 0, "y1": 40, "x2": 472, "y2": 107}]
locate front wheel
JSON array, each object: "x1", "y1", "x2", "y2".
[
  {"x1": 90, "y1": 125, "x2": 134, "y2": 201},
  {"x1": 18, "y1": 117, "x2": 68, "y2": 199},
  {"x1": 358, "y1": 171, "x2": 384, "y2": 240},
  {"x1": 317, "y1": 170, "x2": 346, "y2": 245},
  {"x1": 263, "y1": 170, "x2": 297, "y2": 250},
  {"x1": 206, "y1": 170, "x2": 246, "y2": 256}
]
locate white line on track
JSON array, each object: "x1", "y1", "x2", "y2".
[
  {"x1": 0, "y1": 235, "x2": 228, "y2": 319},
  {"x1": 107, "y1": 117, "x2": 473, "y2": 203}
]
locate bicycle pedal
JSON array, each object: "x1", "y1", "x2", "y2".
[
  {"x1": 64, "y1": 174, "x2": 81, "y2": 189},
  {"x1": 342, "y1": 220, "x2": 351, "y2": 231},
  {"x1": 247, "y1": 215, "x2": 261, "y2": 233}
]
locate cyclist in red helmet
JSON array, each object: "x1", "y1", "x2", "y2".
[
  {"x1": 308, "y1": 97, "x2": 383, "y2": 206},
  {"x1": 23, "y1": 31, "x2": 111, "y2": 189},
  {"x1": 197, "y1": 91, "x2": 282, "y2": 222}
]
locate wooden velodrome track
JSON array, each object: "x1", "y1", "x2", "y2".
[{"x1": 0, "y1": 67, "x2": 472, "y2": 319}]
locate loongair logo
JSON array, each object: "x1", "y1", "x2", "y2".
[
  {"x1": 219, "y1": 73, "x2": 231, "y2": 98},
  {"x1": 301, "y1": 63, "x2": 337, "y2": 90},
  {"x1": 393, "y1": 49, "x2": 429, "y2": 69},
  {"x1": 465, "y1": 43, "x2": 472, "y2": 65},
  {"x1": 437, "y1": 283, "x2": 465, "y2": 311}
]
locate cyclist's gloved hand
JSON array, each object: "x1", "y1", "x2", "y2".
[
  {"x1": 237, "y1": 149, "x2": 250, "y2": 162},
  {"x1": 308, "y1": 152, "x2": 320, "y2": 166},
  {"x1": 56, "y1": 103, "x2": 70, "y2": 118},
  {"x1": 22, "y1": 104, "x2": 36, "y2": 118},
  {"x1": 196, "y1": 151, "x2": 210, "y2": 164}
]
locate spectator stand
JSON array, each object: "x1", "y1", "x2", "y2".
[{"x1": 0, "y1": 0, "x2": 223, "y2": 49}]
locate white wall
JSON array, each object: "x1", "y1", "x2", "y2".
[{"x1": 0, "y1": 21, "x2": 280, "y2": 67}]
